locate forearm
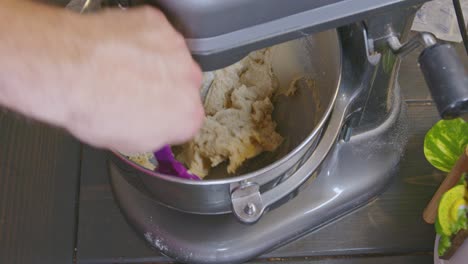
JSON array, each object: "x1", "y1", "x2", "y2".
[
  {"x1": 0, "y1": 0, "x2": 81, "y2": 126},
  {"x1": 0, "y1": 2, "x2": 203, "y2": 153}
]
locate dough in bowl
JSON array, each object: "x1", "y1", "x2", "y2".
[{"x1": 177, "y1": 49, "x2": 284, "y2": 178}]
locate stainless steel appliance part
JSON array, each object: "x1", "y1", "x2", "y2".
[
  {"x1": 103, "y1": 0, "x2": 467, "y2": 223},
  {"x1": 147, "y1": 0, "x2": 428, "y2": 70},
  {"x1": 66, "y1": 0, "x2": 427, "y2": 70},
  {"x1": 109, "y1": 22, "x2": 408, "y2": 263},
  {"x1": 61, "y1": 0, "x2": 468, "y2": 262},
  {"x1": 111, "y1": 29, "x2": 342, "y2": 223}
]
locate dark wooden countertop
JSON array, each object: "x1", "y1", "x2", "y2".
[{"x1": 0, "y1": 43, "x2": 466, "y2": 264}]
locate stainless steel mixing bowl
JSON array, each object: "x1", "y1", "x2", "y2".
[{"x1": 109, "y1": 29, "x2": 342, "y2": 223}]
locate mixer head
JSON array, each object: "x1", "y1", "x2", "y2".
[
  {"x1": 144, "y1": 0, "x2": 427, "y2": 71},
  {"x1": 70, "y1": 0, "x2": 428, "y2": 70}
]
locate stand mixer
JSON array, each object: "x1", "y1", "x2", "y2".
[{"x1": 71, "y1": 1, "x2": 468, "y2": 263}]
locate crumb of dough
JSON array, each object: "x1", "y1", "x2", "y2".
[
  {"x1": 277, "y1": 76, "x2": 316, "y2": 97},
  {"x1": 177, "y1": 49, "x2": 283, "y2": 178},
  {"x1": 127, "y1": 152, "x2": 156, "y2": 171}
]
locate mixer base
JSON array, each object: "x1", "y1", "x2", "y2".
[{"x1": 109, "y1": 82, "x2": 408, "y2": 264}]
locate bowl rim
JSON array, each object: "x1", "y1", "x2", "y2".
[{"x1": 111, "y1": 29, "x2": 343, "y2": 186}]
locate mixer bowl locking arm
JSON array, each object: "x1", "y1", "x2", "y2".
[{"x1": 385, "y1": 32, "x2": 468, "y2": 121}]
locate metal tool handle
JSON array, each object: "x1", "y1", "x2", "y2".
[
  {"x1": 418, "y1": 44, "x2": 468, "y2": 120},
  {"x1": 66, "y1": 0, "x2": 103, "y2": 13}
]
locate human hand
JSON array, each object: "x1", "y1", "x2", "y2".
[
  {"x1": 0, "y1": 3, "x2": 204, "y2": 154},
  {"x1": 65, "y1": 6, "x2": 204, "y2": 154}
]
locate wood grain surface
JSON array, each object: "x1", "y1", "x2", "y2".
[
  {"x1": 76, "y1": 146, "x2": 160, "y2": 263},
  {"x1": 250, "y1": 255, "x2": 433, "y2": 264},
  {"x1": 0, "y1": 111, "x2": 81, "y2": 264}
]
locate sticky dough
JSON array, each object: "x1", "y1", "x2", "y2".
[{"x1": 177, "y1": 49, "x2": 284, "y2": 178}]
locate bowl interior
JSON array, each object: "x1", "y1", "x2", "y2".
[
  {"x1": 123, "y1": 30, "x2": 342, "y2": 180},
  {"x1": 203, "y1": 30, "x2": 341, "y2": 179}
]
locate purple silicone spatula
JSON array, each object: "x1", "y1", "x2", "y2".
[
  {"x1": 152, "y1": 72, "x2": 213, "y2": 181},
  {"x1": 153, "y1": 145, "x2": 200, "y2": 180}
]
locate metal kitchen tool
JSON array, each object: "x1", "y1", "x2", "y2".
[
  {"x1": 64, "y1": 0, "x2": 468, "y2": 263},
  {"x1": 66, "y1": 0, "x2": 101, "y2": 12}
]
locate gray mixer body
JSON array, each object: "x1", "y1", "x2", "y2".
[
  {"x1": 109, "y1": 1, "x2": 428, "y2": 262},
  {"x1": 147, "y1": 0, "x2": 426, "y2": 71}
]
